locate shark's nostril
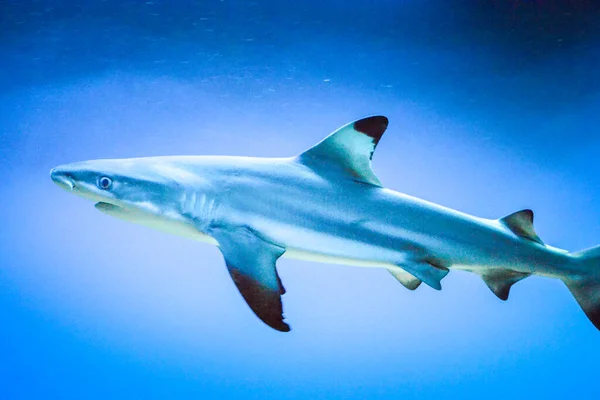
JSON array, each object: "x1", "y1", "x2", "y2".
[{"x1": 50, "y1": 167, "x2": 75, "y2": 191}]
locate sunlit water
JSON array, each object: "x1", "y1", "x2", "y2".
[{"x1": 1, "y1": 1, "x2": 599, "y2": 398}]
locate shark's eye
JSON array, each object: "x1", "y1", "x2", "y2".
[{"x1": 98, "y1": 176, "x2": 112, "y2": 190}]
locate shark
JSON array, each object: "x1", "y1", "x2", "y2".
[{"x1": 50, "y1": 116, "x2": 600, "y2": 332}]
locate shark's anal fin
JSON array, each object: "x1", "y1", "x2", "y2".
[
  {"x1": 478, "y1": 270, "x2": 530, "y2": 301},
  {"x1": 296, "y1": 116, "x2": 388, "y2": 187},
  {"x1": 499, "y1": 209, "x2": 544, "y2": 245},
  {"x1": 210, "y1": 226, "x2": 290, "y2": 332},
  {"x1": 387, "y1": 268, "x2": 422, "y2": 290},
  {"x1": 394, "y1": 259, "x2": 449, "y2": 291}
]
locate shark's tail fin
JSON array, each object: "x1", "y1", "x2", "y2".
[{"x1": 563, "y1": 245, "x2": 600, "y2": 330}]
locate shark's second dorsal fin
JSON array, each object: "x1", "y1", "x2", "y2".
[
  {"x1": 499, "y1": 209, "x2": 544, "y2": 245},
  {"x1": 296, "y1": 116, "x2": 388, "y2": 187}
]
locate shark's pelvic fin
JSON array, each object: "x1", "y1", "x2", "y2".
[
  {"x1": 210, "y1": 226, "x2": 290, "y2": 332},
  {"x1": 396, "y1": 259, "x2": 449, "y2": 291},
  {"x1": 478, "y1": 270, "x2": 530, "y2": 300},
  {"x1": 499, "y1": 209, "x2": 544, "y2": 245},
  {"x1": 387, "y1": 268, "x2": 422, "y2": 290},
  {"x1": 296, "y1": 115, "x2": 388, "y2": 187}
]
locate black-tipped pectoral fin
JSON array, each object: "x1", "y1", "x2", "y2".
[{"x1": 211, "y1": 226, "x2": 290, "y2": 332}]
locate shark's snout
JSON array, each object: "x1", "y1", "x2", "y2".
[{"x1": 50, "y1": 166, "x2": 75, "y2": 191}]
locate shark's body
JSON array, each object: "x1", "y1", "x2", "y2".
[{"x1": 51, "y1": 116, "x2": 600, "y2": 331}]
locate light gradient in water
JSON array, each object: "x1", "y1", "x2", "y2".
[{"x1": 1, "y1": 1, "x2": 599, "y2": 399}]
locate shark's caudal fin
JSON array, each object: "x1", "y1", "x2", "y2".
[
  {"x1": 296, "y1": 116, "x2": 388, "y2": 187},
  {"x1": 564, "y1": 245, "x2": 600, "y2": 330}
]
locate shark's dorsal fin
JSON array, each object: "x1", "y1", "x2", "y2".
[
  {"x1": 499, "y1": 209, "x2": 544, "y2": 245},
  {"x1": 296, "y1": 116, "x2": 388, "y2": 187}
]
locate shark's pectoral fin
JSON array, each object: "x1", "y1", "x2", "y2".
[
  {"x1": 210, "y1": 226, "x2": 290, "y2": 332},
  {"x1": 296, "y1": 116, "x2": 388, "y2": 187},
  {"x1": 395, "y1": 259, "x2": 449, "y2": 291},
  {"x1": 387, "y1": 268, "x2": 422, "y2": 290},
  {"x1": 478, "y1": 270, "x2": 530, "y2": 300}
]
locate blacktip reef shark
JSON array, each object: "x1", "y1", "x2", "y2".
[{"x1": 50, "y1": 116, "x2": 600, "y2": 332}]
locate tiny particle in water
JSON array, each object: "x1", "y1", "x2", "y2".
[{"x1": 323, "y1": 79, "x2": 331, "y2": 82}]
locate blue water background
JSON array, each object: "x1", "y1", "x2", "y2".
[{"x1": 1, "y1": 1, "x2": 599, "y2": 398}]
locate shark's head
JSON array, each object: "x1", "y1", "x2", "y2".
[{"x1": 50, "y1": 158, "x2": 199, "y2": 220}]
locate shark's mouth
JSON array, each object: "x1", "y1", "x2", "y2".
[
  {"x1": 94, "y1": 202, "x2": 126, "y2": 217},
  {"x1": 95, "y1": 202, "x2": 147, "y2": 222},
  {"x1": 94, "y1": 200, "x2": 163, "y2": 228},
  {"x1": 95, "y1": 201, "x2": 119, "y2": 211}
]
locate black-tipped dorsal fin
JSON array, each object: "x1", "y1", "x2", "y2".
[
  {"x1": 296, "y1": 116, "x2": 388, "y2": 187},
  {"x1": 499, "y1": 209, "x2": 544, "y2": 245}
]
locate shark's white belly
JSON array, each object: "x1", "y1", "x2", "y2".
[
  {"x1": 102, "y1": 202, "x2": 403, "y2": 269},
  {"x1": 283, "y1": 247, "x2": 394, "y2": 268},
  {"x1": 96, "y1": 202, "x2": 217, "y2": 245},
  {"x1": 98, "y1": 188, "x2": 573, "y2": 280}
]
